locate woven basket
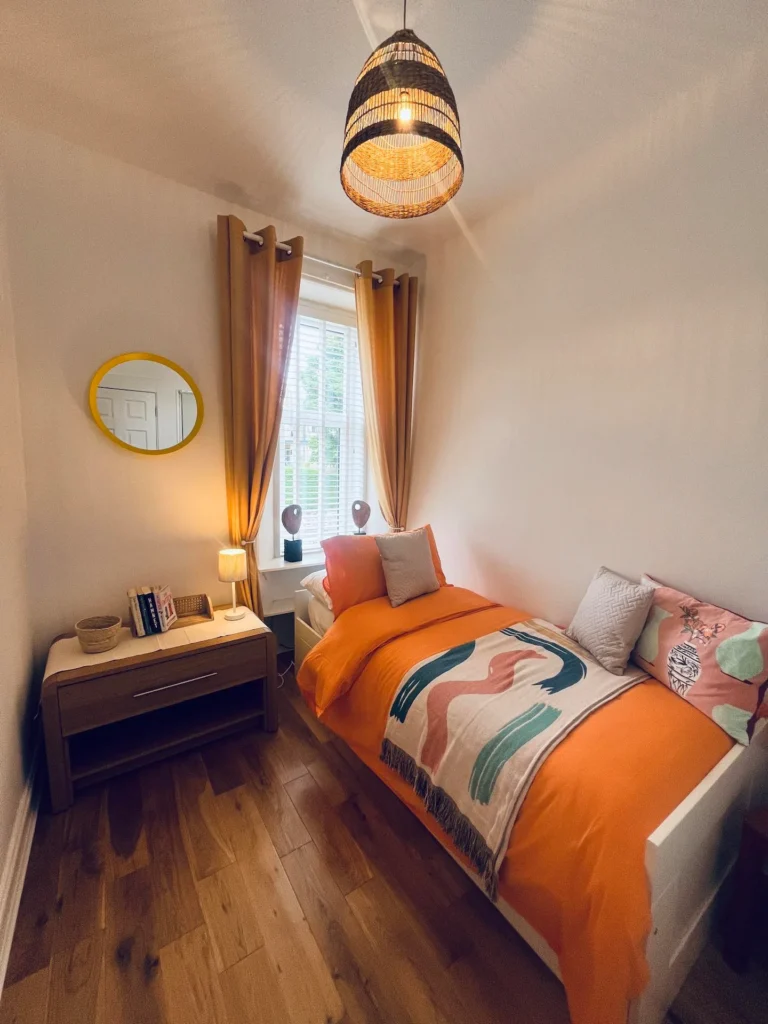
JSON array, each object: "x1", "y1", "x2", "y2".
[
  {"x1": 75, "y1": 615, "x2": 122, "y2": 654},
  {"x1": 168, "y1": 593, "x2": 214, "y2": 629}
]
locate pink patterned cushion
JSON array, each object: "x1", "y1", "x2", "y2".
[{"x1": 632, "y1": 582, "x2": 768, "y2": 744}]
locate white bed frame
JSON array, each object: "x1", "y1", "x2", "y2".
[{"x1": 293, "y1": 590, "x2": 768, "y2": 1023}]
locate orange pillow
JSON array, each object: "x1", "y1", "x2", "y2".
[
  {"x1": 322, "y1": 524, "x2": 446, "y2": 618},
  {"x1": 424, "y1": 523, "x2": 447, "y2": 587}
]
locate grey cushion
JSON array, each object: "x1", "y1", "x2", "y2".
[
  {"x1": 566, "y1": 567, "x2": 655, "y2": 674},
  {"x1": 375, "y1": 528, "x2": 439, "y2": 608}
]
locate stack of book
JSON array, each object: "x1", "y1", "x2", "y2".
[{"x1": 127, "y1": 586, "x2": 178, "y2": 636}]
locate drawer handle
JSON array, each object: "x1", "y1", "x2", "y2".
[{"x1": 133, "y1": 672, "x2": 217, "y2": 698}]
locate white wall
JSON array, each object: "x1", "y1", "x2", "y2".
[
  {"x1": 410, "y1": 51, "x2": 768, "y2": 625},
  {"x1": 0, "y1": 121, "x2": 413, "y2": 661},
  {"x1": 0, "y1": 175, "x2": 33, "y2": 883}
]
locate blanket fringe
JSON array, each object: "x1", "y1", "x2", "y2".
[{"x1": 380, "y1": 738, "x2": 499, "y2": 901}]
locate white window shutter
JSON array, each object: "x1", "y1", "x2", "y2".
[{"x1": 277, "y1": 313, "x2": 367, "y2": 554}]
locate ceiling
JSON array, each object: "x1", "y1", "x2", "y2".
[{"x1": 0, "y1": 0, "x2": 764, "y2": 253}]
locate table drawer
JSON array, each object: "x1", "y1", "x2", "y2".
[{"x1": 59, "y1": 639, "x2": 267, "y2": 735}]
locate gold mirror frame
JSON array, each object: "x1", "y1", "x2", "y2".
[{"x1": 88, "y1": 352, "x2": 204, "y2": 455}]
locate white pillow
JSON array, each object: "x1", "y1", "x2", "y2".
[
  {"x1": 307, "y1": 596, "x2": 335, "y2": 636},
  {"x1": 300, "y1": 570, "x2": 333, "y2": 611},
  {"x1": 566, "y1": 567, "x2": 654, "y2": 675}
]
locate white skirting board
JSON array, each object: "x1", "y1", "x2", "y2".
[{"x1": 0, "y1": 756, "x2": 39, "y2": 993}]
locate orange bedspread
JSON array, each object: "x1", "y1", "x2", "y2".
[{"x1": 298, "y1": 588, "x2": 733, "y2": 1024}]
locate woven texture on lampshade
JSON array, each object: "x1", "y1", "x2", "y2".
[
  {"x1": 341, "y1": 29, "x2": 463, "y2": 219},
  {"x1": 218, "y1": 548, "x2": 247, "y2": 583}
]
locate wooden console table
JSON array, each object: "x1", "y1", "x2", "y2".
[{"x1": 41, "y1": 609, "x2": 276, "y2": 812}]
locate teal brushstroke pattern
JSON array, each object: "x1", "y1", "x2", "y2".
[
  {"x1": 390, "y1": 640, "x2": 476, "y2": 723},
  {"x1": 712, "y1": 703, "x2": 753, "y2": 745},
  {"x1": 501, "y1": 627, "x2": 587, "y2": 694},
  {"x1": 716, "y1": 622, "x2": 768, "y2": 682},
  {"x1": 469, "y1": 703, "x2": 562, "y2": 804},
  {"x1": 635, "y1": 605, "x2": 673, "y2": 663}
]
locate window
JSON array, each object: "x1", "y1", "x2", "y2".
[{"x1": 275, "y1": 307, "x2": 366, "y2": 555}]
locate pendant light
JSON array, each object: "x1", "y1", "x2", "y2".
[{"x1": 341, "y1": 0, "x2": 463, "y2": 219}]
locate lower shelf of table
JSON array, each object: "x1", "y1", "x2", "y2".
[{"x1": 68, "y1": 679, "x2": 265, "y2": 787}]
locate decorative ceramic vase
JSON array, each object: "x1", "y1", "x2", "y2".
[
  {"x1": 667, "y1": 642, "x2": 700, "y2": 696},
  {"x1": 351, "y1": 500, "x2": 371, "y2": 534},
  {"x1": 282, "y1": 504, "x2": 303, "y2": 562}
]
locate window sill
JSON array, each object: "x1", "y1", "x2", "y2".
[{"x1": 258, "y1": 553, "x2": 325, "y2": 574}]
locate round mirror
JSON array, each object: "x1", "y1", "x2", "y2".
[{"x1": 89, "y1": 353, "x2": 204, "y2": 455}]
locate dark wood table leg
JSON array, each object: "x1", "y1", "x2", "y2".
[
  {"x1": 41, "y1": 687, "x2": 73, "y2": 812},
  {"x1": 263, "y1": 630, "x2": 279, "y2": 732}
]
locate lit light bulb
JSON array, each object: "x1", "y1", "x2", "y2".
[{"x1": 398, "y1": 90, "x2": 412, "y2": 124}]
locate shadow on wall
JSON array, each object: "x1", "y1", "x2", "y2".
[
  {"x1": 512, "y1": 48, "x2": 761, "y2": 229},
  {"x1": 408, "y1": 35, "x2": 768, "y2": 625},
  {"x1": 437, "y1": 47, "x2": 762, "y2": 293},
  {"x1": 462, "y1": 536, "x2": 558, "y2": 623}
]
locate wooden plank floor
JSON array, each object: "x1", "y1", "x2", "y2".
[{"x1": 2, "y1": 678, "x2": 766, "y2": 1024}]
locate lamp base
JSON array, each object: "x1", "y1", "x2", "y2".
[{"x1": 224, "y1": 581, "x2": 246, "y2": 621}]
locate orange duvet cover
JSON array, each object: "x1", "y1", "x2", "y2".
[{"x1": 297, "y1": 587, "x2": 733, "y2": 1024}]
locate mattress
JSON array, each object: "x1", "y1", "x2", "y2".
[{"x1": 307, "y1": 595, "x2": 334, "y2": 636}]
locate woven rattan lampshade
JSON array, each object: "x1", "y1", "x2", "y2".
[{"x1": 341, "y1": 28, "x2": 463, "y2": 218}]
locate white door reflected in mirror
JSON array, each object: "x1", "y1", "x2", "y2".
[{"x1": 89, "y1": 354, "x2": 203, "y2": 455}]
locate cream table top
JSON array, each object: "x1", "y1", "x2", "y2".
[{"x1": 44, "y1": 608, "x2": 267, "y2": 681}]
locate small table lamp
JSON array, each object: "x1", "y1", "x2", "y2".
[{"x1": 218, "y1": 548, "x2": 247, "y2": 621}]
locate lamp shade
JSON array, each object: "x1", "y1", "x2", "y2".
[
  {"x1": 218, "y1": 548, "x2": 247, "y2": 583},
  {"x1": 341, "y1": 28, "x2": 463, "y2": 218}
]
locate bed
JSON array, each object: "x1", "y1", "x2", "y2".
[
  {"x1": 293, "y1": 585, "x2": 768, "y2": 1024},
  {"x1": 295, "y1": 591, "x2": 332, "y2": 665}
]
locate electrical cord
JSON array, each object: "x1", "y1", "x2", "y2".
[{"x1": 277, "y1": 660, "x2": 295, "y2": 689}]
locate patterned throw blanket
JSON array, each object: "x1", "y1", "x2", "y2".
[{"x1": 381, "y1": 619, "x2": 648, "y2": 898}]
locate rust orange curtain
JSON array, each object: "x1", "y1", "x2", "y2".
[
  {"x1": 354, "y1": 260, "x2": 418, "y2": 531},
  {"x1": 217, "y1": 215, "x2": 304, "y2": 615}
]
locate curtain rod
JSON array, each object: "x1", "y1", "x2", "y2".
[
  {"x1": 243, "y1": 231, "x2": 396, "y2": 285},
  {"x1": 301, "y1": 271, "x2": 356, "y2": 293}
]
